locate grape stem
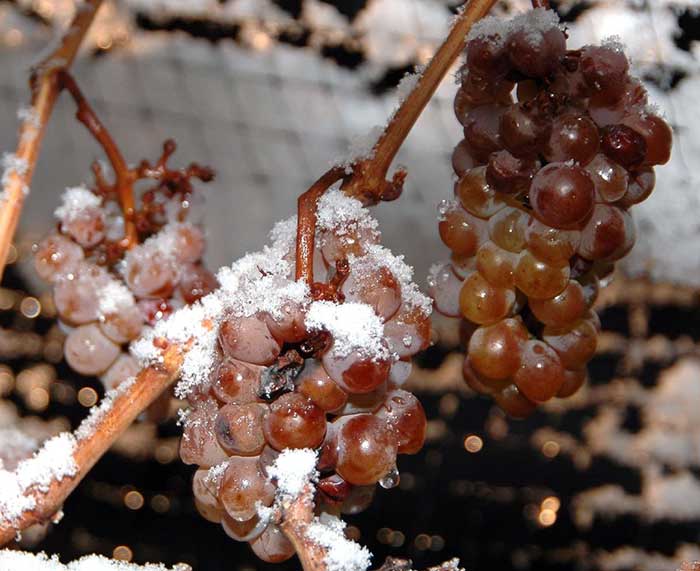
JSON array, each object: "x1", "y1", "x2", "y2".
[
  {"x1": 57, "y1": 71, "x2": 139, "y2": 249},
  {"x1": 295, "y1": 0, "x2": 499, "y2": 285},
  {"x1": 0, "y1": 343, "x2": 184, "y2": 545},
  {"x1": 0, "y1": 0, "x2": 104, "y2": 280}
]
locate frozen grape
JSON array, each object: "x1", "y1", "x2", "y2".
[{"x1": 64, "y1": 323, "x2": 120, "y2": 376}]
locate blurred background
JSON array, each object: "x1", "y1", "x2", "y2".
[{"x1": 0, "y1": 0, "x2": 699, "y2": 570}]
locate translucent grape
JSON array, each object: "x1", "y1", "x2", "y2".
[
  {"x1": 54, "y1": 266, "x2": 104, "y2": 325},
  {"x1": 383, "y1": 305, "x2": 431, "y2": 358},
  {"x1": 219, "y1": 315, "x2": 282, "y2": 366},
  {"x1": 178, "y1": 264, "x2": 218, "y2": 304},
  {"x1": 219, "y1": 455, "x2": 275, "y2": 522},
  {"x1": 621, "y1": 113, "x2": 672, "y2": 166},
  {"x1": 525, "y1": 219, "x2": 580, "y2": 266},
  {"x1": 192, "y1": 468, "x2": 224, "y2": 523},
  {"x1": 338, "y1": 384, "x2": 387, "y2": 416},
  {"x1": 557, "y1": 368, "x2": 587, "y2": 398},
  {"x1": 101, "y1": 353, "x2": 140, "y2": 390},
  {"x1": 100, "y1": 303, "x2": 144, "y2": 344},
  {"x1": 463, "y1": 104, "x2": 505, "y2": 156},
  {"x1": 580, "y1": 45, "x2": 629, "y2": 101},
  {"x1": 468, "y1": 317, "x2": 528, "y2": 380},
  {"x1": 375, "y1": 389, "x2": 427, "y2": 454},
  {"x1": 515, "y1": 250, "x2": 570, "y2": 299},
  {"x1": 341, "y1": 265, "x2": 401, "y2": 322},
  {"x1": 600, "y1": 124, "x2": 647, "y2": 169},
  {"x1": 64, "y1": 323, "x2": 120, "y2": 376},
  {"x1": 494, "y1": 383, "x2": 537, "y2": 418},
  {"x1": 455, "y1": 166, "x2": 506, "y2": 219},
  {"x1": 438, "y1": 203, "x2": 487, "y2": 257},
  {"x1": 506, "y1": 27, "x2": 565, "y2": 78},
  {"x1": 334, "y1": 414, "x2": 398, "y2": 486},
  {"x1": 264, "y1": 301, "x2": 308, "y2": 344},
  {"x1": 322, "y1": 349, "x2": 391, "y2": 394},
  {"x1": 452, "y1": 139, "x2": 478, "y2": 176},
  {"x1": 513, "y1": 340, "x2": 565, "y2": 403},
  {"x1": 585, "y1": 153, "x2": 629, "y2": 203},
  {"x1": 618, "y1": 167, "x2": 655, "y2": 208},
  {"x1": 488, "y1": 207, "x2": 530, "y2": 253},
  {"x1": 249, "y1": 524, "x2": 295, "y2": 563},
  {"x1": 543, "y1": 319, "x2": 598, "y2": 370},
  {"x1": 320, "y1": 226, "x2": 379, "y2": 265},
  {"x1": 125, "y1": 250, "x2": 178, "y2": 298},
  {"x1": 485, "y1": 150, "x2": 537, "y2": 195},
  {"x1": 174, "y1": 224, "x2": 205, "y2": 264},
  {"x1": 215, "y1": 403, "x2": 267, "y2": 456},
  {"x1": 458, "y1": 271, "x2": 515, "y2": 325},
  {"x1": 263, "y1": 392, "x2": 326, "y2": 450},
  {"x1": 529, "y1": 280, "x2": 586, "y2": 327},
  {"x1": 341, "y1": 484, "x2": 376, "y2": 515},
  {"x1": 577, "y1": 204, "x2": 635, "y2": 261},
  {"x1": 450, "y1": 252, "x2": 477, "y2": 280},
  {"x1": 61, "y1": 206, "x2": 106, "y2": 248},
  {"x1": 33, "y1": 234, "x2": 84, "y2": 283},
  {"x1": 467, "y1": 36, "x2": 509, "y2": 78},
  {"x1": 221, "y1": 513, "x2": 266, "y2": 542},
  {"x1": 296, "y1": 360, "x2": 348, "y2": 413},
  {"x1": 529, "y1": 163, "x2": 595, "y2": 229},
  {"x1": 428, "y1": 262, "x2": 464, "y2": 317},
  {"x1": 476, "y1": 241, "x2": 518, "y2": 288}
]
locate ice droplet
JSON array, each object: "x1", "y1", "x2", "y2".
[{"x1": 379, "y1": 466, "x2": 400, "y2": 489}]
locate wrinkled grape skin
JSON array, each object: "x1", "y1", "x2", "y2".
[
  {"x1": 297, "y1": 360, "x2": 348, "y2": 413},
  {"x1": 375, "y1": 389, "x2": 427, "y2": 454},
  {"x1": 33, "y1": 234, "x2": 85, "y2": 283},
  {"x1": 513, "y1": 340, "x2": 565, "y2": 403},
  {"x1": 530, "y1": 163, "x2": 595, "y2": 229},
  {"x1": 263, "y1": 392, "x2": 326, "y2": 450},
  {"x1": 249, "y1": 524, "x2": 295, "y2": 563},
  {"x1": 439, "y1": 205, "x2": 487, "y2": 256},
  {"x1": 180, "y1": 399, "x2": 229, "y2": 468},
  {"x1": 455, "y1": 166, "x2": 507, "y2": 219},
  {"x1": 192, "y1": 468, "x2": 224, "y2": 523},
  {"x1": 515, "y1": 250, "x2": 570, "y2": 300},
  {"x1": 459, "y1": 271, "x2": 515, "y2": 325},
  {"x1": 215, "y1": 403, "x2": 267, "y2": 456},
  {"x1": 486, "y1": 150, "x2": 537, "y2": 195},
  {"x1": 529, "y1": 280, "x2": 587, "y2": 327},
  {"x1": 219, "y1": 456, "x2": 275, "y2": 522},
  {"x1": 64, "y1": 323, "x2": 120, "y2": 376},
  {"x1": 219, "y1": 315, "x2": 282, "y2": 366},
  {"x1": 468, "y1": 318, "x2": 528, "y2": 380},
  {"x1": 334, "y1": 414, "x2": 398, "y2": 486},
  {"x1": 544, "y1": 113, "x2": 599, "y2": 165},
  {"x1": 543, "y1": 319, "x2": 598, "y2": 370}
]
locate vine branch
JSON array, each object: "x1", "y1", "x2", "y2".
[
  {"x1": 295, "y1": 0, "x2": 499, "y2": 286},
  {"x1": 0, "y1": 0, "x2": 104, "y2": 280},
  {"x1": 0, "y1": 343, "x2": 184, "y2": 545}
]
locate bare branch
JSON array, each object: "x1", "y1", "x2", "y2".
[{"x1": 0, "y1": 0, "x2": 104, "y2": 279}]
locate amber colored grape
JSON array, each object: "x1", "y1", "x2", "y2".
[
  {"x1": 219, "y1": 456, "x2": 275, "y2": 522},
  {"x1": 468, "y1": 317, "x2": 528, "y2": 380},
  {"x1": 384, "y1": 305, "x2": 431, "y2": 358},
  {"x1": 219, "y1": 315, "x2": 282, "y2": 366},
  {"x1": 488, "y1": 207, "x2": 530, "y2": 253},
  {"x1": 341, "y1": 485, "x2": 376, "y2": 515},
  {"x1": 476, "y1": 241, "x2": 518, "y2": 288},
  {"x1": 529, "y1": 280, "x2": 587, "y2": 327},
  {"x1": 494, "y1": 383, "x2": 537, "y2": 418},
  {"x1": 578, "y1": 204, "x2": 634, "y2": 261},
  {"x1": 455, "y1": 166, "x2": 507, "y2": 219},
  {"x1": 530, "y1": 163, "x2": 595, "y2": 229},
  {"x1": 618, "y1": 167, "x2": 655, "y2": 208},
  {"x1": 297, "y1": 360, "x2": 348, "y2": 413},
  {"x1": 221, "y1": 513, "x2": 265, "y2": 542},
  {"x1": 215, "y1": 403, "x2": 267, "y2": 456},
  {"x1": 342, "y1": 265, "x2": 401, "y2": 322},
  {"x1": 263, "y1": 392, "x2": 326, "y2": 450},
  {"x1": 179, "y1": 264, "x2": 217, "y2": 303},
  {"x1": 463, "y1": 104, "x2": 505, "y2": 156},
  {"x1": 462, "y1": 356, "x2": 508, "y2": 395},
  {"x1": 192, "y1": 468, "x2": 224, "y2": 524},
  {"x1": 513, "y1": 340, "x2": 565, "y2": 403},
  {"x1": 428, "y1": 262, "x2": 464, "y2": 317},
  {"x1": 211, "y1": 358, "x2": 263, "y2": 405},
  {"x1": 557, "y1": 368, "x2": 587, "y2": 398},
  {"x1": 544, "y1": 113, "x2": 599, "y2": 165},
  {"x1": 543, "y1": 319, "x2": 598, "y2": 370},
  {"x1": 438, "y1": 204, "x2": 487, "y2": 256},
  {"x1": 64, "y1": 323, "x2": 120, "y2": 376},
  {"x1": 525, "y1": 219, "x2": 580, "y2": 266},
  {"x1": 486, "y1": 151, "x2": 537, "y2": 196},
  {"x1": 334, "y1": 414, "x2": 398, "y2": 485},
  {"x1": 337, "y1": 384, "x2": 387, "y2": 416},
  {"x1": 459, "y1": 271, "x2": 515, "y2": 325},
  {"x1": 588, "y1": 78, "x2": 647, "y2": 127},
  {"x1": 322, "y1": 349, "x2": 391, "y2": 394},
  {"x1": 249, "y1": 525, "x2": 295, "y2": 563},
  {"x1": 376, "y1": 389, "x2": 427, "y2": 454},
  {"x1": 452, "y1": 139, "x2": 479, "y2": 176},
  {"x1": 622, "y1": 113, "x2": 672, "y2": 166},
  {"x1": 600, "y1": 124, "x2": 647, "y2": 169},
  {"x1": 515, "y1": 250, "x2": 570, "y2": 300},
  {"x1": 580, "y1": 45, "x2": 629, "y2": 100},
  {"x1": 585, "y1": 153, "x2": 629, "y2": 202},
  {"x1": 33, "y1": 234, "x2": 84, "y2": 283}
]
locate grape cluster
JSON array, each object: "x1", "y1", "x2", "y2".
[
  {"x1": 33, "y1": 142, "x2": 215, "y2": 393},
  {"x1": 430, "y1": 9, "x2": 671, "y2": 417},
  {"x1": 176, "y1": 189, "x2": 432, "y2": 562}
]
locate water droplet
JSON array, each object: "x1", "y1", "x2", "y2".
[{"x1": 379, "y1": 466, "x2": 400, "y2": 489}]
